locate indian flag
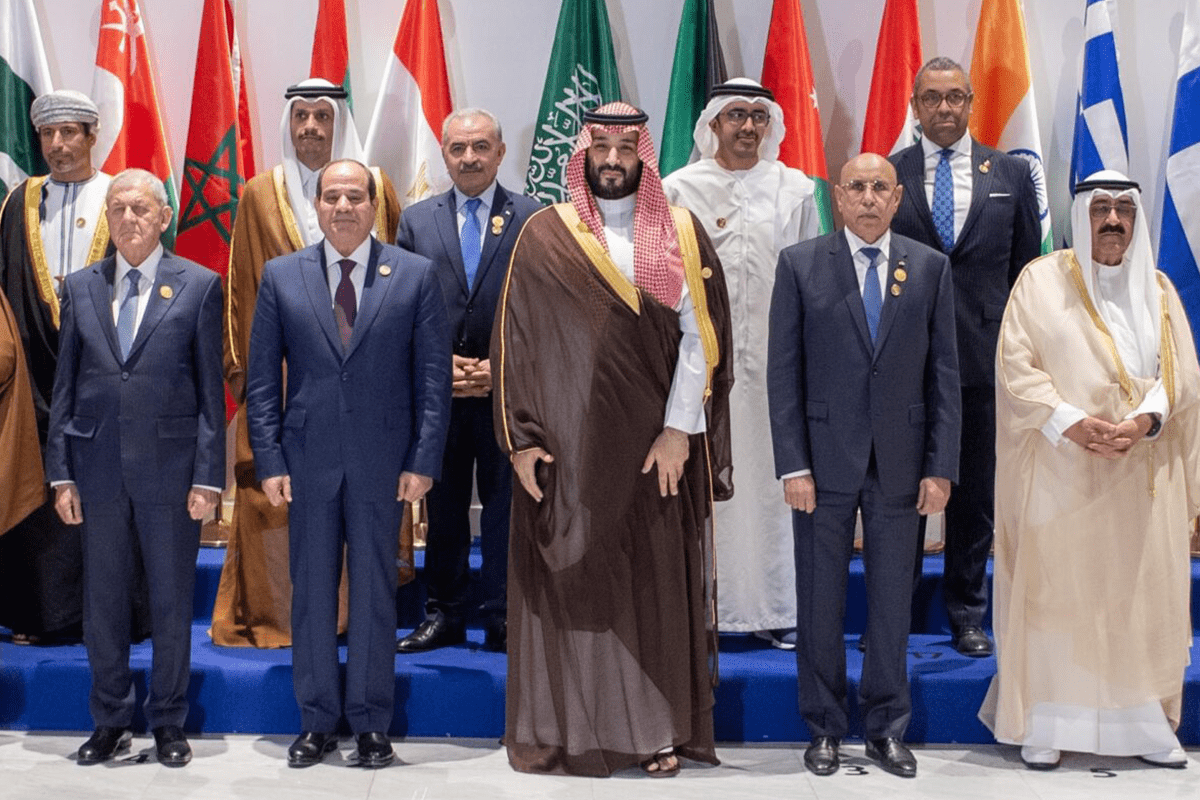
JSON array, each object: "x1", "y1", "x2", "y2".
[
  {"x1": 0, "y1": 0, "x2": 53, "y2": 196},
  {"x1": 969, "y1": 0, "x2": 1053, "y2": 253}
]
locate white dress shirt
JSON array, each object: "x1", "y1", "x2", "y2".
[
  {"x1": 323, "y1": 237, "x2": 372, "y2": 311},
  {"x1": 921, "y1": 133, "x2": 972, "y2": 246},
  {"x1": 111, "y1": 244, "x2": 163, "y2": 331}
]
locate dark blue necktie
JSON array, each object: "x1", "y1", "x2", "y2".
[
  {"x1": 932, "y1": 148, "x2": 955, "y2": 251},
  {"x1": 461, "y1": 197, "x2": 482, "y2": 289},
  {"x1": 117, "y1": 268, "x2": 141, "y2": 359},
  {"x1": 860, "y1": 247, "x2": 883, "y2": 342},
  {"x1": 334, "y1": 258, "x2": 356, "y2": 351}
]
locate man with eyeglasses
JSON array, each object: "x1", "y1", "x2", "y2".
[
  {"x1": 663, "y1": 78, "x2": 820, "y2": 652},
  {"x1": 981, "y1": 171, "x2": 1200, "y2": 771},
  {"x1": 767, "y1": 152, "x2": 960, "y2": 778},
  {"x1": 889, "y1": 57, "x2": 1041, "y2": 659}
]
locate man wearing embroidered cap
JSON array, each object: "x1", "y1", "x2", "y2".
[
  {"x1": 0, "y1": 89, "x2": 114, "y2": 645},
  {"x1": 663, "y1": 78, "x2": 819, "y2": 651},
  {"x1": 213, "y1": 78, "x2": 402, "y2": 648},
  {"x1": 982, "y1": 170, "x2": 1200, "y2": 771},
  {"x1": 493, "y1": 102, "x2": 733, "y2": 777}
]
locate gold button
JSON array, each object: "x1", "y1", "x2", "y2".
[
  {"x1": 75, "y1": 217, "x2": 86, "y2": 228},
  {"x1": 716, "y1": 217, "x2": 727, "y2": 228},
  {"x1": 701, "y1": 267, "x2": 713, "y2": 279},
  {"x1": 890, "y1": 284, "x2": 901, "y2": 296}
]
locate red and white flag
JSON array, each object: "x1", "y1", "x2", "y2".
[
  {"x1": 310, "y1": 0, "x2": 354, "y2": 112},
  {"x1": 363, "y1": 0, "x2": 452, "y2": 208},
  {"x1": 92, "y1": 0, "x2": 178, "y2": 244},
  {"x1": 861, "y1": 0, "x2": 922, "y2": 156}
]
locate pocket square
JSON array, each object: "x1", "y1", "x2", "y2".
[{"x1": 988, "y1": 192, "x2": 1011, "y2": 198}]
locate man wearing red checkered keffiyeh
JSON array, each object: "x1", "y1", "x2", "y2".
[{"x1": 492, "y1": 103, "x2": 735, "y2": 778}]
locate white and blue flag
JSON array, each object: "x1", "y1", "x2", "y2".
[
  {"x1": 1160, "y1": 0, "x2": 1200, "y2": 351},
  {"x1": 1070, "y1": 0, "x2": 1129, "y2": 192}
]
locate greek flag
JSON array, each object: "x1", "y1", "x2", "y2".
[
  {"x1": 1069, "y1": 0, "x2": 1128, "y2": 192},
  {"x1": 1159, "y1": 0, "x2": 1200, "y2": 350}
]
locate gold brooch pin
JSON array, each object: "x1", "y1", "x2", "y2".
[
  {"x1": 577, "y1": 221, "x2": 590, "y2": 233},
  {"x1": 378, "y1": 265, "x2": 392, "y2": 277},
  {"x1": 890, "y1": 284, "x2": 901, "y2": 296},
  {"x1": 716, "y1": 217, "x2": 727, "y2": 228},
  {"x1": 159, "y1": 285, "x2": 173, "y2": 299},
  {"x1": 75, "y1": 217, "x2": 86, "y2": 228},
  {"x1": 491, "y1": 215, "x2": 504, "y2": 235},
  {"x1": 701, "y1": 267, "x2": 713, "y2": 279},
  {"x1": 894, "y1": 267, "x2": 907, "y2": 283},
  {"x1": 979, "y1": 159, "x2": 991, "y2": 174}
]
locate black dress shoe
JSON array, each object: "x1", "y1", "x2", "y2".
[
  {"x1": 954, "y1": 626, "x2": 994, "y2": 657},
  {"x1": 287, "y1": 731, "x2": 338, "y2": 767},
  {"x1": 482, "y1": 617, "x2": 507, "y2": 653},
  {"x1": 803, "y1": 736, "x2": 840, "y2": 776},
  {"x1": 152, "y1": 725, "x2": 192, "y2": 767},
  {"x1": 356, "y1": 732, "x2": 395, "y2": 769},
  {"x1": 396, "y1": 617, "x2": 466, "y2": 654},
  {"x1": 866, "y1": 737, "x2": 917, "y2": 778},
  {"x1": 77, "y1": 727, "x2": 132, "y2": 764}
]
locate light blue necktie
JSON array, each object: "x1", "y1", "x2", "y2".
[
  {"x1": 860, "y1": 247, "x2": 883, "y2": 343},
  {"x1": 117, "y1": 268, "x2": 141, "y2": 359},
  {"x1": 932, "y1": 148, "x2": 955, "y2": 252},
  {"x1": 460, "y1": 197, "x2": 483, "y2": 290}
]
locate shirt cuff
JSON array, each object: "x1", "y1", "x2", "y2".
[
  {"x1": 49, "y1": 480, "x2": 75, "y2": 488},
  {"x1": 191, "y1": 485, "x2": 223, "y2": 494},
  {"x1": 1041, "y1": 402, "x2": 1087, "y2": 446},
  {"x1": 1126, "y1": 380, "x2": 1169, "y2": 437},
  {"x1": 781, "y1": 470, "x2": 812, "y2": 480}
]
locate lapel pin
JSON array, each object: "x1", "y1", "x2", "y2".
[
  {"x1": 979, "y1": 159, "x2": 991, "y2": 174},
  {"x1": 894, "y1": 267, "x2": 907, "y2": 283},
  {"x1": 491, "y1": 215, "x2": 504, "y2": 235},
  {"x1": 378, "y1": 265, "x2": 392, "y2": 277},
  {"x1": 716, "y1": 217, "x2": 727, "y2": 228},
  {"x1": 75, "y1": 217, "x2": 86, "y2": 228},
  {"x1": 890, "y1": 284, "x2": 902, "y2": 297},
  {"x1": 159, "y1": 285, "x2": 173, "y2": 299},
  {"x1": 701, "y1": 267, "x2": 713, "y2": 279}
]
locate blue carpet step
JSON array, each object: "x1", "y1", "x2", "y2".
[{"x1": 4, "y1": 629, "x2": 1200, "y2": 746}]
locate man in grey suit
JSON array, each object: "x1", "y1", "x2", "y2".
[
  {"x1": 767, "y1": 153, "x2": 960, "y2": 779},
  {"x1": 889, "y1": 57, "x2": 1041, "y2": 657},
  {"x1": 396, "y1": 109, "x2": 541, "y2": 654}
]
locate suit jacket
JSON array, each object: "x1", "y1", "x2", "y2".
[
  {"x1": 45, "y1": 251, "x2": 225, "y2": 502},
  {"x1": 397, "y1": 183, "x2": 542, "y2": 359},
  {"x1": 767, "y1": 230, "x2": 961, "y2": 497},
  {"x1": 246, "y1": 238, "x2": 451, "y2": 502},
  {"x1": 889, "y1": 139, "x2": 1041, "y2": 387}
]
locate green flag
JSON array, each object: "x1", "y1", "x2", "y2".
[
  {"x1": 0, "y1": 0, "x2": 52, "y2": 197},
  {"x1": 659, "y1": 0, "x2": 727, "y2": 176},
  {"x1": 524, "y1": 0, "x2": 622, "y2": 205}
]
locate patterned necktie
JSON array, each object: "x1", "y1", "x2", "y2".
[
  {"x1": 117, "y1": 268, "x2": 141, "y2": 359},
  {"x1": 860, "y1": 247, "x2": 883, "y2": 343},
  {"x1": 932, "y1": 148, "x2": 955, "y2": 252},
  {"x1": 334, "y1": 258, "x2": 356, "y2": 350},
  {"x1": 460, "y1": 197, "x2": 483, "y2": 289}
]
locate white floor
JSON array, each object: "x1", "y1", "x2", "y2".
[{"x1": 0, "y1": 733, "x2": 1194, "y2": 799}]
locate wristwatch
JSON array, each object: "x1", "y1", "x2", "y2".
[{"x1": 1145, "y1": 412, "x2": 1162, "y2": 438}]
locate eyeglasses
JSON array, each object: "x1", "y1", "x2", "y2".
[
  {"x1": 721, "y1": 108, "x2": 770, "y2": 127},
  {"x1": 1089, "y1": 201, "x2": 1136, "y2": 221},
  {"x1": 916, "y1": 90, "x2": 972, "y2": 110},
  {"x1": 840, "y1": 179, "x2": 894, "y2": 197}
]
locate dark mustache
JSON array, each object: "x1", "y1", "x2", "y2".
[{"x1": 1099, "y1": 224, "x2": 1125, "y2": 235}]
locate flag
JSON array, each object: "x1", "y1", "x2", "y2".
[
  {"x1": 92, "y1": 0, "x2": 178, "y2": 247},
  {"x1": 761, "y1": 0, "x2": 832, "y2": 233},
  {"x1": 525, "y1": 0, "x2": 622, "y2": 204},
  {"x1": 310, "y1": 0, "x2": 353, "y2": 112},
  {"x1": 0, "y1": 0, "x2": 53, "y2": 196},
  {"x1": 363, "y1": 0, "x2": 452, "y2": 208},
  {"x1": 1069, "y1": 0, "x2": 1128, "y2": 192},
  {"x1": 861, "y1": 0, "x2": 922, "y2": 156},
  {"x1": 1159, "y1": 0, "x2": 1200, "y2": 351},
  {"x1": 659, "y1": 0, "x2": 727, "y2": 176},
  {"x1": 969, "y1": 0, "x2": 1053, "y2": 253}
]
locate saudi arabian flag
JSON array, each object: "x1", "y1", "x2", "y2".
[
  {"x1": 524, "y1": 0, "x2": 622, "y2": 205},
  {"x1": 0, "y1": 0, "x2": 53, "y2": 196},
  {"x1": 659, "y1": 0, "x2": 727, "y2": 176}
]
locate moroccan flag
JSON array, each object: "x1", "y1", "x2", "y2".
[
  {"x1": 659, "y1": 0, "x2": 727, "y2": 176},
  {"x1": 1070, "y1": 0, "x2": 1129, "y2": 192},
  {"x1": 761, "y1": 0, "x2": 832, "y2": 233},
  {"x1": 525, "y1": 0, "x2": 622, "y2": 204},
  {"x1": 363, "y1": 0, "x2": 452, "y2": 208},
  {"x1": 310, "y1": 0, "x2": 353, "y2": 112},
  {"x1": 861, "y1": 0, "x2": 921, "y2": 156},
  {"x1": 970, "y1": 0, "x2": 1052, "y2": 253},
  {"x1": 92, "y1": 0, "x2": 178, "y2": 248},
  {"x1": 1159, "y1": 0, "x2": 1200, "y2": 351},
  {"x1": 0, "y1": 0, "x2": 52, "y2": 196}
]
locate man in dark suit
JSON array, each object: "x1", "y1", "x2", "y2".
[
  {"x1": 767, "y1": 153, "x2": 960, "y2": 778},
  {"x1": 395, "y1": 109, "x2": 540, "y2": 654},
  {"x1": 46, "y1": 169, "x2": 225, "y2": 767},
  {"x1": 247, "y1": 159, "x2": 450, "y2": 769},
  {"x1": 889, "y1": 57, "x2": 1041, "y2": 657}
]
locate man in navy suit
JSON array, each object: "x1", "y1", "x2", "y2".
[
  {"x1": 396, "y1": 108, "x2": 541, "y2": 654},
  {"x1": 246, "y1": 159, "x2": 450, "y2": 769},
  {"x1": 767, "y1": 153, "x2": 960, "y2": 779},
  {"x1": 889, "y1": 57, "x2": 1041, "y2": 657},
  {"x1": 46, "y1": 169, "x2": 225, "y2": 767}
]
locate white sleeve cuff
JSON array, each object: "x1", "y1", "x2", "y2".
[
  {"x1": 1126, "y1": 380, "x2": 1169, "y2": 436},
  {"x1": 781, "y1": 470, "x2": 812, "y2": 480},
  {"x1": 1041, "y1": 402, "x2": 1087, "y2": 445}
]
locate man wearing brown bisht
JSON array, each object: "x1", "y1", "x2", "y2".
[
  {"x1": 212, "y1": 79, "x2": 401, "y2": 647},
  {"x1": 0, "y1": 290, "x2": 43, "y2": 538},
  {"x1": 492, "y1": 102, "x2": 733, "y2": 778}
]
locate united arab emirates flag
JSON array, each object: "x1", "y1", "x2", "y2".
[
  {"x1": 0, "y1": 0, "x2": 53, "y2": 196},
  {"x1": 310, "y1": 0, "x2": 353, "y2": 113},
  {"x1": 658, "y1": 0, "x2": 727, "y2": 177}
]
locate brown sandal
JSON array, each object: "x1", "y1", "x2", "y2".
[{"x1": 641, "y1": 751, "x2": 680, "y2": 778}]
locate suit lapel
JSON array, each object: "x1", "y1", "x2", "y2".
[
  {"x1": 345, "y1": 238, "x2": 391, "y2": 360},
  {"x1": 472, "y1": 185, "x2": 515, "y2": 300},
  {"x1": 833, "y1": 235, "x2": 873, "y2": 355},
  {"x1": 434, "y1": 190, "x2": 468, "y2": 296},
  {"x1": 302, "y1": 246, "x2": 344, "y2": 358},
  {"x1": 872, "y1": 244, "x2": 905, "y2": 360},
  {"x1": 125, "y1": 252, "x2": 184, "y2": 362},
  {"x1": 953, "y1": 141, "x2": 996, "y2": 252},
  {"x1": 897, "y1": 145, "x2": 941, "y2": 246},
  {"x1": 88, "y1": 258, "x2": 123, "y2": 364}
]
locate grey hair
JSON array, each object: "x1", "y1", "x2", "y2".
[
  {"x1": 106, "y1": 168, "x2": 169, "y2": 207},
  {"x1": 913, "y1": 56, "x2": 972, "y2": 96},
  {"x1": 441, "y1": 108, "x2": 503, "y2": 144}
]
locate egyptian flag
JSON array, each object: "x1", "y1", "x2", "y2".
[{"x1": 861, "y1": 0, "x2": 922, "y2": 156}]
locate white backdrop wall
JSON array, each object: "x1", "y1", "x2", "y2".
[{"x1": 32, "y1": 0, "x2": 1185, "y2": 245}]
